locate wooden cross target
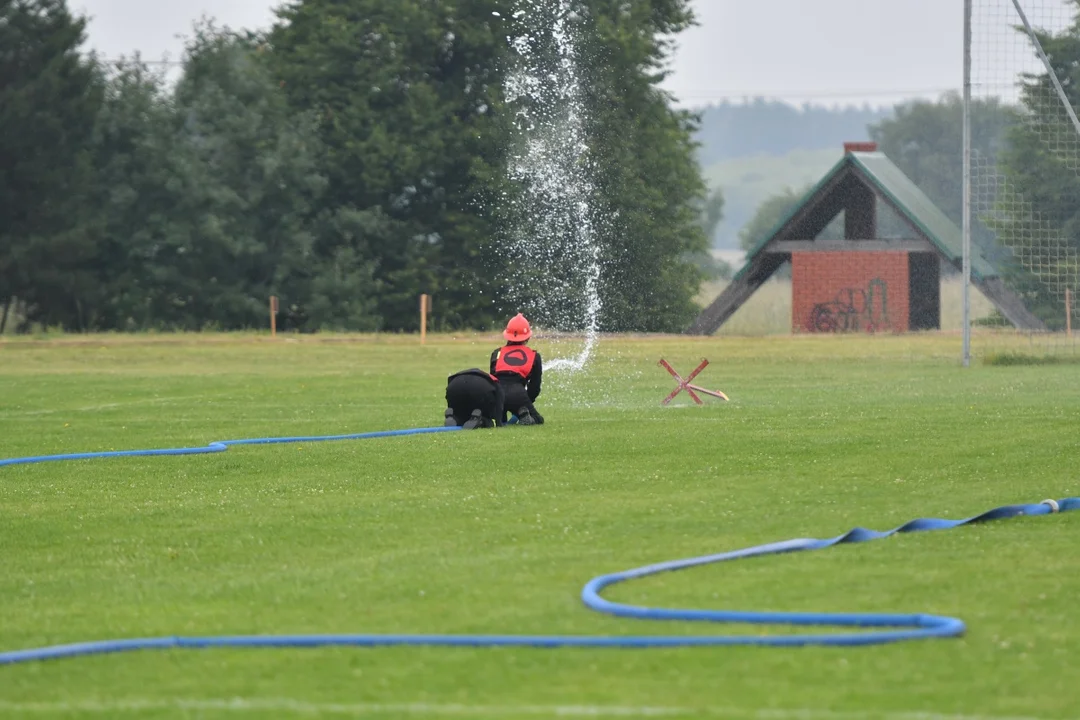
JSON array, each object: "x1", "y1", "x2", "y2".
[{"x1": 658, "y1": 358, "x2": 729, "y2": 405}]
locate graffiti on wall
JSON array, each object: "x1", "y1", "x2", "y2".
[{"x1": 809, "y1": 278, "x2": 889, "y2": 333}]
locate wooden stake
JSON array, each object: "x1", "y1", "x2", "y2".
[
  {"x1": 269, "y1": 296, "x2": 279, "y2": 337},
  {"x1": 420, "y1": 294, "x2": 430, "y2": 344},
  {"x1": 0, "y1": 296, "x2": 10, "y2": 335},
  {"x1": 1067, "y1": 288, "x2": 1072, "y2": 336}
]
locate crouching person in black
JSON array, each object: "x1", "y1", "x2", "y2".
[
  {"x1": 491, "y1": 313, "x2": 544, "y2": 426},
  {"x1": 444, "y1": 369, "x2": 504, "y2": 429}
]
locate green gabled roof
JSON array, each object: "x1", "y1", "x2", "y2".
[
  {"x1": 851, "y1": 152, "x2": 998, "y2": 280},
  {"x1": 737, "y1": 152, "x2": 849, "y2": 274},
  {"x1": 734, "y1": 151, "x2": 998, "y2": 282}
]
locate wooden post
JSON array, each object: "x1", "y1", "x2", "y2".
[
  {"x1": 269, "y1": 296, "x2": 279, "y2": 337},
  {"x1": 0, "y1": 296, "x2": 10, "y2": 335},
  {"x1": 420, "y1": 294, "x2": 431, "y2": 344},
  {"x1": 1067, "y1": 288, "x2": 1072, "y2": 336}
]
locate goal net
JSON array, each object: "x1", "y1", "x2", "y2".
[{"x1": 970, "y1": 0, "x2": 1080, "y2": 357}]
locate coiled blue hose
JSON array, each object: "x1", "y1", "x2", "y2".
[{"x1": 1, "y1": 429, "x2": 1076, "y2": 662}]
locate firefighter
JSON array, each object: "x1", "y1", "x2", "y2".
[
  {"x1": 444, "y1": 368, "x2": 504, "y2": 429},
  {"x1": 490, "y1": 313, "x2": 544, "y2": 426}
]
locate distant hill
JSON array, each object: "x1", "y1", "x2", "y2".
[
  {"x1": 692, "y1": 100, "x2": 895, "y2": 249},
  {"x1": 703, "y1": 148, "x2": 841, "y2": 250},
  {"x1": 694, "y1": 99, "x2": 893, "y2": 166}
]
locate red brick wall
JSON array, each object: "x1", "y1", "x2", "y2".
[{"x1": 792, "y1": 252, "x2": 909, "y2": 333}]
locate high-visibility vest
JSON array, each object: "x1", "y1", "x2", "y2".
[{"x1": 493, "y1": 345, "x2": 536, "y2": 379}]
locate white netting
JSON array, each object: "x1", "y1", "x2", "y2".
[{"x1": 971, "y1": 0, "x2": 1080, "y2": 354}]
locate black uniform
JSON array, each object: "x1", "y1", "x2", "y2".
[
  {"x1": 490, "y1": 344, "x2": 544, "y2": 425},
  {"x1": 444, "y1": 368, "x2": 504, "y2": 429}
]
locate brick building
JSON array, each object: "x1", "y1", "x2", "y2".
[{"x1": 688, "y1": 142, "x2": 1044, "y2": 335}]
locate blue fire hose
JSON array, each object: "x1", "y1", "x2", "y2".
[
  {"x1": 0, "y1": 426, "x2": 461, "y2": 467},
  {"x1": 1, "y1": 428, "x2": 1075, "y2": 663}
]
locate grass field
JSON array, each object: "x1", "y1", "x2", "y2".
[{"x1": 1, "y1": 333, "x2": 1078, "y2": 719}]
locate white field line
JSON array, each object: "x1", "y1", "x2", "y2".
[{"x1": 0, "y1": 698, "x2": 1060, "y2": 720}]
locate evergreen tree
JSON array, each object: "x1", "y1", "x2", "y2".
[
  {"x1": 575, "y1": 0, "x2": 709, "y2": 331},
  {"x1": 267, "y1": 0, "x2": 510, "y2": 331},
  {"x1": 152, "y1": 25, "x2": 374, "y2": 331},
  {"x1": 0, "y1": 0, "x2": 103, "y2": 330}
]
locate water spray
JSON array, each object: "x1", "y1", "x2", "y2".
[{"x1": 503, "y1": 0, "x2": 602, "y2": 373}]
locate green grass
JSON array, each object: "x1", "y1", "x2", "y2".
[
  {"x1": 1, "y1": 333, "x2": 1078, "y2": 719},
  {"x1": 984, "y1": 352, "x2": 1080, "y2": 366}
]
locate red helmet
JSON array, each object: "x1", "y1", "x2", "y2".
[{"x1": 503, "y1": 313, "x2": 532, "y2": 341}]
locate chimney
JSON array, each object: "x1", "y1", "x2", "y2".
[{"x1": 844, "y1": 141, "x2": 878, "y2": 154}]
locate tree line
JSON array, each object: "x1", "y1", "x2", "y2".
[
  {"x1": 1, "y1": 0, "x2": 708, "y2": 334},
  {"x1": 695, "y1": 99, "x2": 892, "y2": 167}
]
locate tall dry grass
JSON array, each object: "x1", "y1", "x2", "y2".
[{"x1": 695, "y1": 276, "x2": 997, "y2": 336}]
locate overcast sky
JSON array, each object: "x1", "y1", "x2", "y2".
[{"x1": 71, "y1": 0, "x2": 1073, "y2": 109}]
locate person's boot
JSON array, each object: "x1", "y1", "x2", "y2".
[
  {"x1": 462, "y1": 408, "x2": 486, "y2": 430},
  {"x1": 444, "y1": 408, "x2": 457, "y2": 427},
  {"x1": 517, "y1": 407, "x2": 536, "y2": 426}
]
